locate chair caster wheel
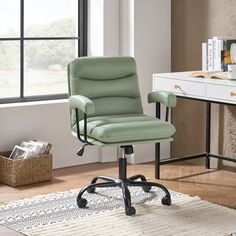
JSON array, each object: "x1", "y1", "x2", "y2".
[
  {"x1": 125, "y1": 206, "x2": 136, "y2": 216},
  {"x1": 142, "y1": 185, "x2": 151, "y2": 193},
  {"x1": 77, "y1": 197, "x2": 87, "y2": 208},
  {"x1": 87, "y1": 187, "x2": 95, "y2": 193},
  {"x1": 161, "y1": 195, "x2": 171, "y2": 206}
]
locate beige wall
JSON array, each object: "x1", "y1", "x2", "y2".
[{"x1": 171, "y1": 0, "x2": 236, "y2": 168}]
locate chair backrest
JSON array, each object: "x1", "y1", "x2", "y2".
[{"x1": 67, "y1": 57, "x2": 143, "y2": 125}]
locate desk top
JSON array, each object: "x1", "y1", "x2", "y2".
[
  {"x1": 153, "y1": 71, "x2": 236, "y2": 87},
  {"x1": 153, "y1": 71, "x2": 236, "y2": 105}
]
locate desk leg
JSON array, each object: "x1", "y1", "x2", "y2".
[
  {"x1": 205, "y1": 101, "x2": 211, "y2": 169},
  {"x1": 155, "y1": 103, "x2": 161, "y2": 179}
]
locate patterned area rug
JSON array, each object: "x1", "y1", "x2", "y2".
[{"x1": 0, "y1": 187, "x2": 236, "y2": 236}]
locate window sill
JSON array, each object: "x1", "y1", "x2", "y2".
[{"x1": 0, "y1": 99, "x2": 68, "y2": 109}]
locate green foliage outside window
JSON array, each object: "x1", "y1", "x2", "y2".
[{"x1": 0, "y1": 17, "x2": 76, "y2": 71}]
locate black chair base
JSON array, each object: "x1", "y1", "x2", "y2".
[{"x1": 77, "y1": 157, "x2": 171, "y2": 216}]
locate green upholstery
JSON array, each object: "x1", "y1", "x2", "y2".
[
  {"x1": 68, "y1": 57, "x2": 143, "y2": 125},
  {"x1": 67, "y1": 56, "x2": 176, "y2": 146},
  {"x1": 148, "y1": 91, "x2": 177, "y2": 108},
  {"x1": 75, "y1": 114, "x2": 175, "y2": 143},
  {"x1": 69, "y1": 95, "x2": 95, "y2": 115},
  {"x1": 71, "y1": 133, "x2": 173, "y2": 147}
]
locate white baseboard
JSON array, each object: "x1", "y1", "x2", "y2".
[
  {"x1": 98, "y1": 146, "x2": 117, "y2": 163},
  {"x1": 98, "y1": 141, "x2": 171, "y2": 164}
]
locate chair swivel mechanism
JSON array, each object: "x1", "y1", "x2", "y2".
[{"x1": 67, "y1": 56, "x2": 176, "y2": 216}]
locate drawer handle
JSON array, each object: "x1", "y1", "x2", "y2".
[
  {"x1": 174, "y1": 84, "x2": 186, "y2": 94},
  {"x1": 174, "y1": 84, "x2": 181, "y2": 90},
  {"x1": 230, "y1": 92, "x2": 236, "y2": 97}
]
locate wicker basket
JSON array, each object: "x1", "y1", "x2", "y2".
[{"x1": 0, "y1": 151, "x2": 52, "y2": 187}]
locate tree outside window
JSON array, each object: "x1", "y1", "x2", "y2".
[{"x1": 0, "y1": 0, "x2": 87, "y2": 102}]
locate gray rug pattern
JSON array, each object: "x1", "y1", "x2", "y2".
[
  {"x1": 0, "y1": 187, "x2": 236, "y2": 236},
  {"x1": 0, "y1": 187, "x2": 163, "y2": 231}
]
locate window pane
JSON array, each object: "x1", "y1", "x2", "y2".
[
  {"x1": 24, "y1": 40, "x2": 77, "y2": 96},
  {"x1": 24, "y1": 0, "x2": 78, "y2": 37},
  {"x1": 0, "y1": 41, "x2": 20, "y2": 98},
  {"x1": 0, "y1": 0, "x2": 20, "y2": 37}
]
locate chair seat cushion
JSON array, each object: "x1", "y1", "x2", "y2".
[{"x1": 78, "y1": 114, "x2": 175, "y2": 144}]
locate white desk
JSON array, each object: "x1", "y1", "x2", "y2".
[
  {"x1": 153, "y1": 71, "x2": 236, "y2": 104},
  {"x1": 152, "y1": 71, "x2": 236, "y2": 179}
]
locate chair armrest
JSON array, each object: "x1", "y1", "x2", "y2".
[
  {"x1": 69, "y1": 95, "x2": 95, "y2": 114},
  {"x1": 148, "y1": 91, "x2": 177, "y2": 108}
]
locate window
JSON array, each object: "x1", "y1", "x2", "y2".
[{"x1": 0, "y1": 0, "x2": 87, "y2": 103}]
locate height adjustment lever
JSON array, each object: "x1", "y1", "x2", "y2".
[{"x1": 77, "y1": 144, "x2": 89, "y2": 156}]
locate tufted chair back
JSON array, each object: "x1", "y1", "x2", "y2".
[{"x1": 67, "y1": 57, "x2": 143, "y2": 128}]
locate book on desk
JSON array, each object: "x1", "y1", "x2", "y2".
[{"x1": 189, "y1": 71, "x2": 228, "y2": 80}]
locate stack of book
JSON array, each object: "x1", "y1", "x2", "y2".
[
  {"x1": 9, "y1": 140, "x2": 52, "y2": 160},
  {"x1": 202, "y1": 36, "x2": 236, "y2": 72}
]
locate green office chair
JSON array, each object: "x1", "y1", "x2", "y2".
[{"x1": 67, "y1": 56, "x2": 176, "y2": 216}]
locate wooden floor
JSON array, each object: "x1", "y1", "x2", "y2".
[
  {"x1": 1, "y1": 161, "x2": 236, "y2": 208},
  {"x1": 0, "y1": 161, "x2": 236, "y2": 235}
]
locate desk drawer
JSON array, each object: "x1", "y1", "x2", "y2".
[
  {"x1": 207, "y1": 84, "x2": 236, "y2": 102},
  {"x1": 154, "y1": 77, "x2": 205, "y2": 97}
]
